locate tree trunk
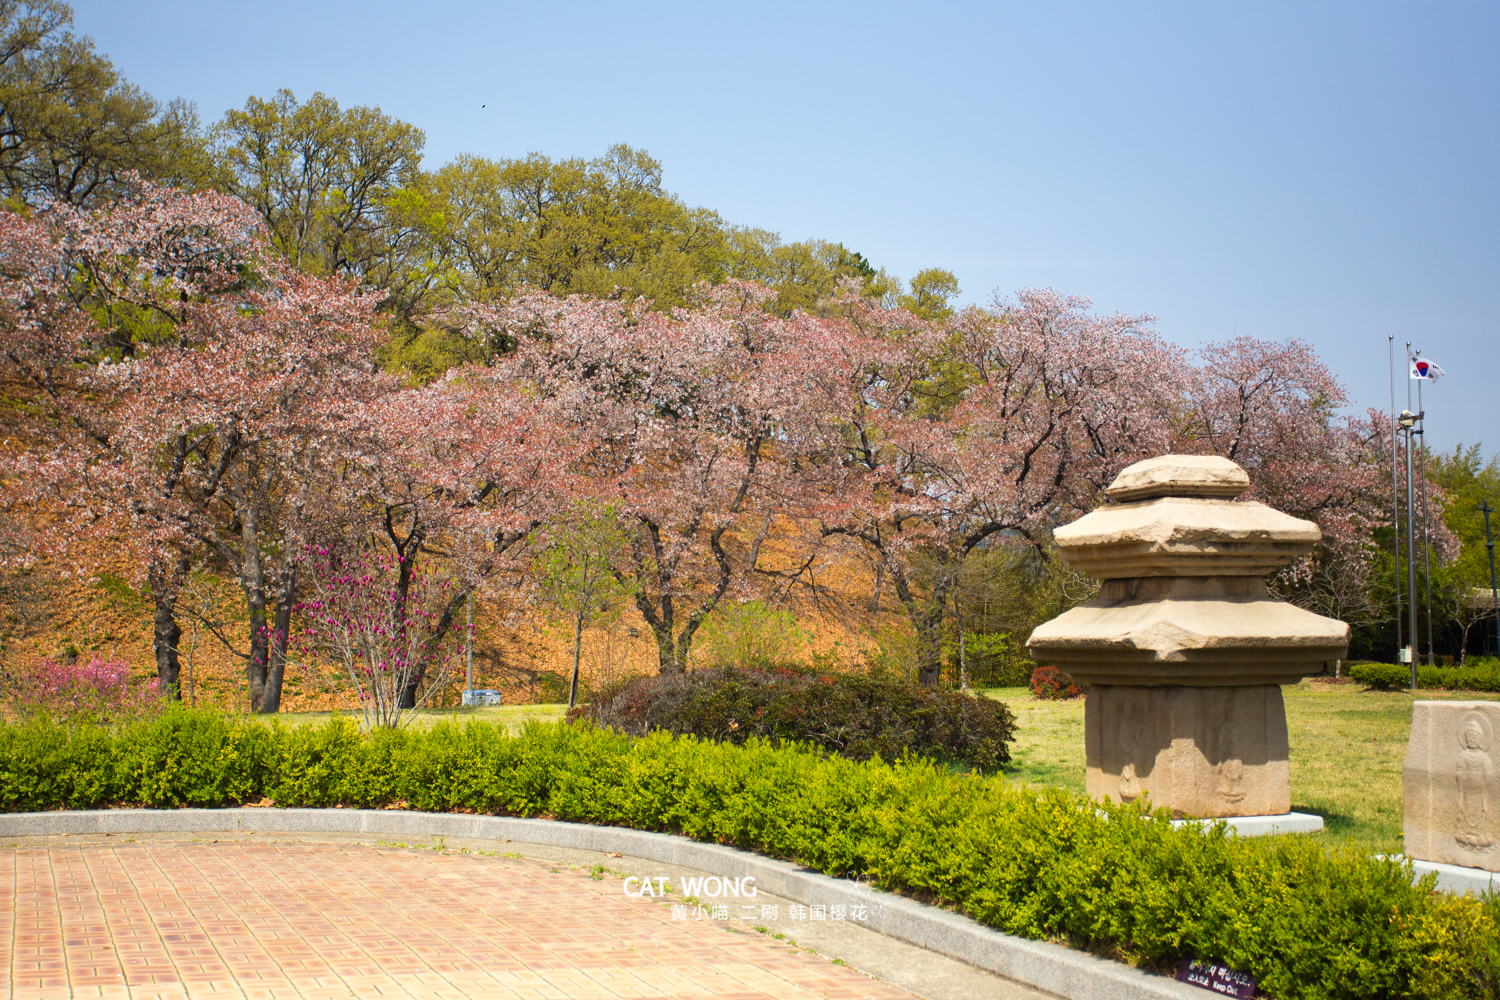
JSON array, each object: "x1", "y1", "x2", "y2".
[
  {"x1": 149, "y1": 556, "x2": 189, "y2": 701},
  {"x1": 649, "y1": 620, "x2": 681, "y2": 674},
  {"x1": 569, "y1": 614, "x2": 583, "y2": 709},
  {"x1": 258, "y1": 564, "x2": 295, "y2": 715},
  {"x1": 915, "y1": 609, "x2": 944, "y2": 687},
  {"x1": 239, "y1": 505, "x2": 270, "y2": 711},
  {"x1": 890, "y1": 562, "x2": 946, "y2": 687},
  {"x1": 400, "y1": 582, "x2": 471, "y2": 709},
  {"x1": 246, "y1": 593, "x2": 268, "y2": 712}
]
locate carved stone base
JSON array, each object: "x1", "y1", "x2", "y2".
[
  {"x1": 1085, "y1": 684, "x2": 1290, "y2": 818},
  {"x1": 1404, "y1": 701, "x2": 1500, "y2": 873}
]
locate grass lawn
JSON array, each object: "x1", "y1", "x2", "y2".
[
  {"x1": 988, "y1": 680, "x2": 1500, "y2": 855},
  {"x1": 264, "y1": 702, "x2": 568, "y2": 733}
]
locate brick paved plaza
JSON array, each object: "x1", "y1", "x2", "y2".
[{"x1": 1, "y1": 840, "x2": 919, "y2": 1000}]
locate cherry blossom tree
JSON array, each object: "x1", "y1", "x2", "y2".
[
  {"x1": 96, "y1": 267, "x2": 388, "y2": 712},
  {"x1": 0, "y1": 178, "x2": 389, "y2": 710},
  {"x1": 818, "y1": 288, "x2": 1184, "y2": 684},
  {"x1": 334, "y1": 371, "x2": 583, "y2": 706},
  {"x1": 0, "y1": 179, "x2": 263, "y2": 696},
  {"x1": 1180, "y1": 336, "x2": 1449, "y2": 624},
  {"x1": 469, "y1": 281, "x2": 868, "y2": 673}
]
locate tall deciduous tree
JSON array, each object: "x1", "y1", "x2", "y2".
[
  {"x1": 823, "y1": 288, "x2": 1183, "y2": 685},
  {"x1": 534, "y1": 503, "x2": 634, "y2": 708},
  {"x1": 1183, "y1": 336, "x2": 1431, "y2": 626},
  {"x1": 216, "y1": 90, "x2": 425, "y2": 289},
  {"x1": 475, "y1": 281, "x2": 864, "y2": 673},
  {"x1": 0, "y1": 1, "x2": 219, "y2": 207},
  {"x1": 0, "y1": 178, "x2": 387, "y2": 709},
  {"x1": 0, "y1": 178, "x2": 262, "y2": 695}
]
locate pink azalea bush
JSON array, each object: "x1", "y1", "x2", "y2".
[{"x1": 3, "y1": 657, "x2": 162, "y2": 723}]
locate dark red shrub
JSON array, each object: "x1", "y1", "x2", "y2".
[
  {"x1": 1029, "y1": 665, "x2": 1083, "y2": 700},
  {"x1": 575, "y1": 668, "x2": 1018, "y2": 770}
]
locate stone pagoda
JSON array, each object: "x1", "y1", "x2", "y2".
[{"x1": 1027, "y1": 454, "x2": 1349, "y2": 818}]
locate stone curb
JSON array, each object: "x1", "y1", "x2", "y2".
[
  {"x1": 1410, "y1": 859, "x2": 1498, "y2": 895},
  {"x1": 1170, "y1": 811, "x2": 1325, "y2": 836},
  {"x1": 0, "y1": 808, "x2": 1203, "y2": 1000}
]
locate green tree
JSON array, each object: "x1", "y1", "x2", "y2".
[
  {"x1": 428, "y1": 144, "x2": 729, "y2": 308},
  {"x1": 216, "y1": 89, "x2": 426, "y2": 291},
  {"x1": 535, "y1": 504, "x2": 636, "y2": 708},
  {"x1": 899, "y1": 267, "x2": 961, "y2": 320},
  {"x1": 1428, "y1": 444, "x2": 1500, "y2": 660},
  {"x1": 0, "y1": 0, "x2": 220, "y2": 207}
]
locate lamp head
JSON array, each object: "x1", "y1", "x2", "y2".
[{"x1": 1398, "y1": 410, "x2": 1416, "y2": 429}]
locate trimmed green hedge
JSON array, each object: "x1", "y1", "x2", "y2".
[
  {"x1": 1349, "y1": 661, "x2": 1500, "y2": 692},
  {"x1": 1, "y1": 709, "x2": 1496, "y2": 1000}
]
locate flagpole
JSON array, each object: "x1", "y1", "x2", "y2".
[
  {"x1": 1389, "y1": 336, "x2": 1402, "y2": 658},
  {"x1": 1404, "y1": 342, "x2": 1419, "y2": 684},
  {"x1": 1418, "y1": 378, "x2": 1434, "y2": 665}
]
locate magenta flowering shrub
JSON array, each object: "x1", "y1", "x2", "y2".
[
  {"x1": 295, "y1": 544, "x2": 465, "y2": 729},
  {"x1": 3, "y1": 657, "x2": 161, "y2": 723}
]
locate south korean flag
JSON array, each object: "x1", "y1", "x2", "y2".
[{"x1": 1409, "y1": 352, "x2": 1445, "y2": 381}]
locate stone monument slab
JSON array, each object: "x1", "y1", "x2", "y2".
[
  {"x1": 1404, "y1": 701, "x2": 1500, "y2": 873},
  {"x1": 1086, "y1": 685, "x2": 1290, "y2": 817}
]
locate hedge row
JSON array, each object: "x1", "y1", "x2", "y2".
[
  {"x1": 1, "y1": 710, "x2": 1497, "y2": 1000},
  {"x1": 1349, "y1": 661, "x2": 1500, "y2": 692}
]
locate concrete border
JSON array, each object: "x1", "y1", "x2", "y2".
[
  {"x1": 1171, "y1": 812, "x2": 1325, "y2": 836},
  {"x1": 1410, "y1": 859, "x2": 1498, "y2": 895},
  {"x1": 0, "y1": 808, "x2": 1204, "y2": 1000}
]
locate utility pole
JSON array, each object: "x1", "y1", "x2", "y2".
[{"x1": 1482, "y1": 500, "x2": 1499, "y2": 657}]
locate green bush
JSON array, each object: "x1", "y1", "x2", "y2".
[
  {"x1": 2, "y1": 706, "x2": 1496, "y2": 999},
  {"x1": 694, "y1": 600, "x2": 808, "y2": 670},
  {"x1": 1350, "y1": 661, "x2": 1500, "y2": 692},
  {"x1": 576, "y1": 667, "x2": 1018, "y2": 770},
  {"x1": 945, "y1": 631, "x2": 1034, "y2": 687}
]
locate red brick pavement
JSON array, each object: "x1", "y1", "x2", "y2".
[{"x1": 1, "y1": 842, "x2": 917, "y2": 1000}]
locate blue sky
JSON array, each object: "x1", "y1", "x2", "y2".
[{"x1": 76, "y1": 1, "x2": 1496, "y2": 457}]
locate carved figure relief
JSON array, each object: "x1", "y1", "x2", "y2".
[
  {"x1": 1212, "y1": 691, "x2": 1245, "y2": 806},
  {"x1": 1455, "y1": 713, "x2": 1494, "y2": 852},
  {"x1": 1217, "y1": 758, "x2": 1246, "y2": 805},
  {"x1": 1112, "y1": 690, "x2": 1148, "y2": 803}
]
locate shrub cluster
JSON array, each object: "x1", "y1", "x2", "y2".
[
  {"x1": 1029, "y1": 665, "x2": 1084, "y2": 699},
  {"x1": 1349, "y1": 661, "x2": 1500, "y2": 692},
  {"x1": 575, "y1": 668, "x2": 1018, "y2": 770},
  {"x1": 1, "y1": 657, "x2": 162, "y2": 724},
  {"x1": 0, "y1": 709, "x2": 1495, "y2": 1000}
]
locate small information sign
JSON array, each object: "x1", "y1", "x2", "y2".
[{"x1": 1175, "y1": 958, "x2": 1256, "y2": 998}]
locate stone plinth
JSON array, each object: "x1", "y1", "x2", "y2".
[
  {"x1": 1404, "y1": 701, "x2": 1500, "y2": 873},
  {"x1": 1027, "y1": 454, "x2": 1350, "y2": 820},
  {"x1": 1086, "y1": 685, "x2": 1290, "y2": 818}
]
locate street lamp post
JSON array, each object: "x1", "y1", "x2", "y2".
[{"x1": 1399, "y1": 409, "x2": 1419, "y2": 688}]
